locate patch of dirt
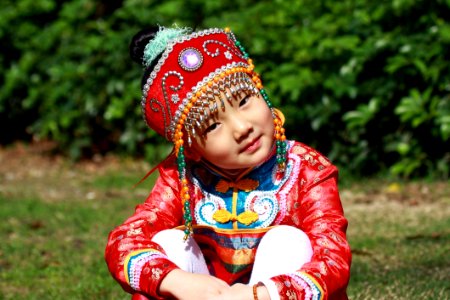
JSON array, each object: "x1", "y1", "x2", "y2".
[
  {"x1": 340, "y1": 180, "x2": 449, "y2": 206},
  {"x1": 0, "y1": 142, "x2": 152, "y2": 202}
]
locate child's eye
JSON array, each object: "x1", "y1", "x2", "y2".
[
  {"x1": 203, "y1": 122, "x2": 219, "y2": 135},
  {"x1": 239, "y1": 95, "x2": 250, "y2": 107}
]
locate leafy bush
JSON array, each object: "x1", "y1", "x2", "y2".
[{"x1": 1, "y1": 0, "x2": 449, "y2": 178}]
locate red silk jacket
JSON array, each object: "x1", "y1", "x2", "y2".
[{"x1": 105, "y1": 141, "x2": 351, "y2": 299}]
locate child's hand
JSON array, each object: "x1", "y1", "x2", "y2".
[
  {"x1": 217, "y1": 283, "x2": 271, "y2": 300},
  {"x1": 217, "y1": 283, "x2": 252, "y2": 300},
  {"x1": 158, "y1": 269, "x2": 230, "y2": 300}
]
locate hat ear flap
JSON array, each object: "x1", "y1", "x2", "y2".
[{"x1": 273, "y1": 108, "x2": 285, "y2": 125}]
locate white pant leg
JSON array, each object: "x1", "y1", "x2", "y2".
[
  {"x1": 249, "y1": 225, "x2": 313, "y2": 300},
  {"x1": 151, "y1": 229, "x2": 209, "y2": 274}
]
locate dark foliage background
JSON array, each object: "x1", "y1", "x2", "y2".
[{"x1": 1, "y1": 0, "x2": 449, "y2": 178}]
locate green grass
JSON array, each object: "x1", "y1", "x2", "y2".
[
  {"x1": 346, "y1": 199, "x2": 449, "y2": 299},
  {"x1": 0, "y1": 151, "x2": 449, "y2": 299},
  {"x1": 0, "y1": 190, "x2": 138, "y2": 299}
]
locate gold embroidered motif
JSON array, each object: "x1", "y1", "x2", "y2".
[
  {"x1": 304, "y1": 153, "x2": 318, "y2": 165},
  {"x1": 318, "y1": 238, "x2": 330, "y2": 248},
  {"x1": 212, "y1": 209, "x2": 259, "y2": 226},
  {"x1": 152, "y1": 268, "x2": 162, "y2": 280},
  {"x1": 320, "y1": 262, "x2": 328, "y2": 275},
  {"x1": 162, "y1": 187, "x2": 175, "y2": 200},
  {"x1": 316, "y1": 222, "x2": 327, "y2": 231},
  {"x1": 318, "y1": 155, "x2": 330, "y2": 166},
  {"x1": 292, "y1": 146, "x2": 307, "y2": 154},
  {"x1": 127, "y1": 228, "x2": 143, "y2": 236},
  {"x1": 215, "y1": 178, "x2": 259, "y2": 193},
  {"x1": 118, "y1": 243, "x2": 134, "y2": 251},
  {"x1": 286, "y1": 290, "x2": 297, "y2": 300}
]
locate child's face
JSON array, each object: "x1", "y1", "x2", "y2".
[{"x1": 191, "y1": 88, "x2": 275, "y2": 172}]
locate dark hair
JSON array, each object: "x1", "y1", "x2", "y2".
[{"x1": 129, "y1": 26, "x2": 162, "y2": 88}]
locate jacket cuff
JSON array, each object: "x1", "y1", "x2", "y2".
[
  {"x1": 124, "y1": 249, "x2": 179, "y2": 298},
  {"x1": 271, "y1": 272, "x2": 324, "y2": 300},
  {"x1": 289, "y1": 272, "x2": 324, "y2": 300}
]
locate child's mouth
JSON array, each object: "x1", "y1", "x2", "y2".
[{"x1": 241, "y1": 137, "x2": 261, "y2": 153}]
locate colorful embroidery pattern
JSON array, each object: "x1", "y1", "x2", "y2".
[
  {"x1": 124, "y1": 249, "x2": 167, "y2": 291},
  {"x1": 191, "y1": 142, "x2": 301, "y2": 229},
  {"x1": 288, "y1": 272, "x2": 324, "y2": 300},
  {"x1": 244, "y1": 191, "x2": 279, "y2": 227},
  {"x1": 193, "y1": 226, "x2": 267, "y2": 283},
  {"x1": 195, "y1": 194, "x2": 227, "y2": 225}
]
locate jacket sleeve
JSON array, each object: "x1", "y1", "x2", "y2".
[
  {"x1": 270, "y1": 145, "x2": 351, "y2": 300},
  {"x1": 104, "y1": 160, "x2": 184, "y2": 299}
]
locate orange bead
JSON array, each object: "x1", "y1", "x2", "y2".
[
  {"x1": 280, "y1": 128, "x2": 285, "y2": 134},
  {"x1": 281, "y1": 135, "x2": 286, "y2": 141},
  {"x1": 184, "y1": 194, "x2": 190, "y2": 200},
  {"x1": 225, "y1": 27, "x2": 230, "y2": 32},
  {"x1": 275, "y1": 126, "x2": 281, "y2": 131},
  {"x1": 181, "y1": 114, "x2": 187, "y2": 120},
  {"x1": 275, "y1": 133, "x2": 281, "y2": 139},
  {"x1": 214, "y1": 76, "x2": 220, "y2": 83},
  {"x1": 177, "y1": 124, "x2": 182, "y2": 130},
  {"x1": 207, "y1": 81, "x2": 213, "y2": 87},
  {"x1": 182, "y1": 179, "x2": 188, "y2": 185},
  {"x1": 248, "y1": 59, "x2": 253, "y2": 64},
  {"x1": 256, "y1": 83, "x2": 263, "y2": 89},
  {"x1": 196, "y1": 91, "x2": 202, "y2": 98},
  {"x1": 183, "y1": 108, "x2": 189, "y2": 114},
  {"x1": 179, "y1": 119, "x2": 184, "y2": 125}
]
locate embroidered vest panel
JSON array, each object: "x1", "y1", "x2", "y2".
[{"x1": 189, "y1": 141, "x2": 301, "y2": 230}]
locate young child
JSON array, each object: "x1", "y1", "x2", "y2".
[{"x1": 105, "y1": 26, "x2": 351, "y2": 300}]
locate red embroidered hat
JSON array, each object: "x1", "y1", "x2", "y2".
[{"x1": 141, "y1": 27, "x2": 253, "y2": 142}]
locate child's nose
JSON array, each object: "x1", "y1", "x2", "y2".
[{"x1": 232, "y1": 115, "x2": 252, "y2": 141}]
